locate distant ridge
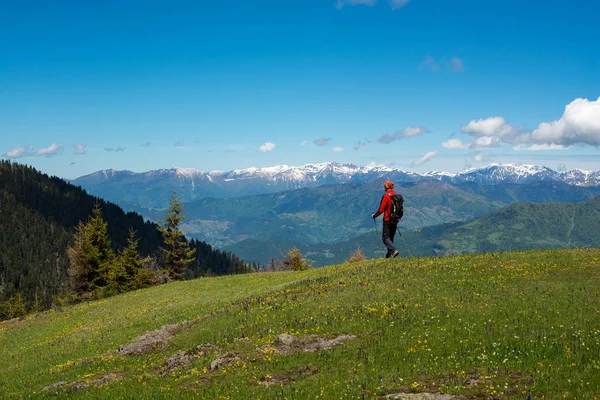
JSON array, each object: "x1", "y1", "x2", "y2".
[
  {"x1": 225, "y1": 196, "x2": 600, "y2": 266},
  {"x1": 72, "y1": 162, "x2": 600, "y2": 208}
]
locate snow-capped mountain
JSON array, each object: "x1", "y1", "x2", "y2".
[{"x1": 71, "y1": 162, "x2": 600, "y2": 208}]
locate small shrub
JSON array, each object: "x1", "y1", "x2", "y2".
[{"x1": 347, "y1": 246, "x2": 368, "y2": 263}]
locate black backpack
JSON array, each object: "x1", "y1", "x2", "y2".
[{"x1": 388, "y1": 193, "x2": 404, "y2": 223}]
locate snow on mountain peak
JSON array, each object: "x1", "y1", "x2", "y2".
[
  {"x1": 75, "y1": 162, "x2": 600, "y2": 190},
  {"x1": 174, "y1": 167, "x2": 203, "y2": 177}
]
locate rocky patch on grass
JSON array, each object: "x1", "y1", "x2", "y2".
[
  {"x1": 163, "y1": 344, "x2": 221, "y2": 372},
  {"x1": 257, "y1": 365, "x2": 319, "y2": 387},
  {"x1": 118, "y1": 320, "x2": 189, "y2": 356},
  {"x1": 209, "y1": 352, "x2": 241, "y2": 371},
  {"x1": 463, "y1": 376, "x2": 491, "y2": 388},
  {"x1": 384, "y1": 393, "x2": 458, "y2": 400},
  {"x1": 301, "y1": 334, "x2": 357, "y2": 352},
  {"x1": 42, "y1": 373, "x2": 125, "y2": 394},
  {"x1": 275, "y1": 333, "x2": 297, "y2": 346},
  {"x1": 260, "y1": 333, "x2": 357, "y2": 355}
]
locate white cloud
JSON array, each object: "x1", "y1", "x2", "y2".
[
  {"x1": 474, "y1": 152, "x2": 488, "y2": 162},
  {"x1": 4, "y1": 146, "x2": 33, "y2": 158},
  {"x1": 419, "y1": 56, "x2": 440, "y2": 72},
  {"x1": 377, "y1": 126, "x2": 427, "y2": 144},
  {"x1": 300, "y1": 140, "x2": 310, "y2": 146},
  {"x1": 333, "y1": 146, "x2": 344, "y2": 152},
  {"x1": 73, "y1": 144, "x2": 86, "y2": 155},
  {"x1": 35, "y1": 143, "x2": 63, "y2": 157},
  {"x1": 335, "y1": 0, "x2": 377, "y2": 9},
  {"x1": 470, "y1": 136, "x2": 501, "y2": 149},
  {"x1": 531, "y1": 97, "x2": 600, "y2": 146},
  {"x1": 259, "y1": 142, "x2": 276, "y2": 152},
  {"x1": 458, "y1": 97, "x2": 600, "y2": 149},
  {"x1": 314, "y1": 138, "x2": 332, "y2": 146},
  {"x1": 353, "y1": 140, "x2": 369, "y2": 150},
  {"x1": 104, "y1": 147, "x2": 126, "y2": 152},
  {"x1": 336, "y1": 0, "x2": 413, "y2": 10},
  {"x1": 420, "y1": 56, "x2": 464, "y2": 72},
  {"x1": 442, "y1": 136, "x2": 500, "y2": 150},
  {"x1": 442, "y1": 138, "x2": 469, "y2": 149},
  {"x1": 400, "y1": 126, "x2": 427, "y2": 138},
  {"x1": 450, "y1": 57, "x2": 465, "y2": 72},
  {"x1": 414, "y1": 150, "x2": 439, "y2": 166},
  {"x1": 513, "y1": 143, "x2": 569, "y2": 151},
  {"x1": 461, "y1": 117, "x2": 517, "y2": 138},
  {"x1": 389, "y1": 0, "x2": 412, "y2": 9},
  {"x1": 377, "y1": 133, "x2": 396, "y2": 144},
  {"x1": 460, "y1": 116, "x2": 530, "y2": 146}
]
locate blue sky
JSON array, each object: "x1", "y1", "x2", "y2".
[{"x1": 1, "y1": 0, "x2": 599, "y2": 179}]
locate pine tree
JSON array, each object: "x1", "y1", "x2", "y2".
[
  {"x1": 106, "y1": 229, "x2": 155, "y2": 293},
  {"x1": 282, "y1": 246, "x2": 311, "y2": 271},
  {"x1": 158, "y1": 191, "x2": 196, "y2": 280},
  {"x1": 67, "y1": 203, "x2": 114, "y2": 295}
]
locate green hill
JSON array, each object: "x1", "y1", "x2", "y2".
[
  {"x1": 1, "y1": 249, "x2": 598, "y2": 399},
  {"x1": 226, "y1": 197, "x2": 600, "y2": 266}
]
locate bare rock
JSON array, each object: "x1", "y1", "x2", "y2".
[
  {"x1": 209, "y1": 353, "x2": 241, "y2": 371},
  {"x1": 275, "y1": 333, "x2": 297, "y2": 346},
  {"x1": 118, "y1": 320, "x2": 189, "y2": 356},
  {"x1": 42, "y1": 381, "x2": 69, "y2": 392},
  {"x1": 164, "y1": 344, "x2": 220, "y2": 371},
  {"x1": 41, "y1": 373, "x2": 124, "y2": 394},
  {"x1": 385, "y1": 394, "x2": 458, "y2": 400},
  {"x1": 259, "y1": 374, "x2": 295, "y2": 386},
  {"x1": 302, "y1": 334, "x2": 357, "y2": 352}
]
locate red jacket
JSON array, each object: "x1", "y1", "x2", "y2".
[{"x1": 373, "y1": 189, "x2": 395, "y2": 222}]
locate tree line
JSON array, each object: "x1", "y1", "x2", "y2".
[{"x1": 0, "y1": 161, "x2": 252, "y2": 320}]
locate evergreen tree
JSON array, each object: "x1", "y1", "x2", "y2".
[
  {"x1": 106, "y1": 229, "x2": 155, "y2": 294},
  {"x1": 67, "y1": 204, "x2": 114, "y2": 295},
  {"x1": 159, "y1": 191, "x2": 196, "y2": 280},
  {"x1": 0, "y1": 293, "x2": 27, "y2": 320},
  {"x1": 282, "y1": 246, "x2": 311, "y2": 271}
]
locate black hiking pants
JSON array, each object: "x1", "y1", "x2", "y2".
[{"x1": 382, "y1": 220, "x2": 398, "y2": 258}]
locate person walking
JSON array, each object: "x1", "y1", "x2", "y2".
[{"x1": 372, "y1": 180, "x2": 402, "y2": 258}]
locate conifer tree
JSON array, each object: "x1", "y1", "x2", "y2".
[
  {"x1": 0, "y1": 293, "x2": 27, "y2": 320},
  {"x1": 282, "y1": 246, "x2": 311, "y2": 271},
  {"x1": 67, "y1": 203, "x2": 114, "y2": 295},
  {"x1": 105, "y1": 229, "x2": 155, "y2": 293},
  {"x1": 158, "y1": 191, "x2": 196, "y2": 280}
]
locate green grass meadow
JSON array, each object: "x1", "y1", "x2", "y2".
[{"x1": 1, "y1": 249, "x2": 599, "y2": 399}]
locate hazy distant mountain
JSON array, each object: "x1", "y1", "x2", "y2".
[
  {"x1": 71, "y1": 162, "x2": 600, "y2": 208},
  {"x1": 121, "y1": 179, "x2": 600, "y2": 249},
  {"x1": 225, "y1": 197, "x2": 600, "y2": 267}
]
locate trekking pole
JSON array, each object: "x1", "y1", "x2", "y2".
[
  {"x1": 396, "y1": 226, "x2": 413, "y2": 258},
  {"x1": 373, "y1": 217, "x2": 379, "y2": 237}
]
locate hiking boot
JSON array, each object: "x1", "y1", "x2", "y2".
[{"x1": 392, "y1": 250, "x2": 399, "y2": 258}]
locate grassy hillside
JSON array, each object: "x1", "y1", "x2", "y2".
[
  {"x1": 227, "y1": 197, "x2": 600, "y2": 266},
  {"x1": 1, "y1": 249, "x2": 599, "y2": 399}
]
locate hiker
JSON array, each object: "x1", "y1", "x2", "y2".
[{"x1": 372, "y1": 180, "x2": 403, "y2": 258}]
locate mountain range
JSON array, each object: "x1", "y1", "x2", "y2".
[
  {"x1": 99, "y1": 179, "x2": 600, "y2": 249},
  {"x1": 225, "y1": 197, "x2": 600, "y2": 267},
  {"x1": 72, "y1": 162, "x2": 600, "y2": 208}
]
